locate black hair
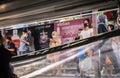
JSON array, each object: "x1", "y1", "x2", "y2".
[
  {"x1": 83, "y1": 18, "x2": 91, "y2": 28},
  {"x1": 84, "y1": 18, "x2": 90, "y2": 23},
  {"x1": 23, "y1": 30, "x2": 27, "y2": 33},
  {"x1": 6, "y1": 36, "x2": 12, "y2": 41},
  {"x1": 108, "y1": 24, "x2": 114, "y2": 30}
]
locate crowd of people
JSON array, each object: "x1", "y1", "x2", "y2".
[
  {"x1": 74, "y1": 14, "x2": 120, "y2": 78},
  {"x1": 0, "y1": 13, "x2": 120, "y2": 78}
]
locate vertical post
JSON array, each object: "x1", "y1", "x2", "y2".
[{"x1": 92, "y1": 10, "x2": 98, "y2": 35}]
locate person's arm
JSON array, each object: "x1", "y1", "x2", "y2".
[
  {"x1": 57, "y1": 38, "x2": 61, "y2": 46},
  {"x1": 49, "y1": 39, "x2": 54, "y2": 48},
  {"x1": 7, "y1": 43, "x2": 15, "y2": 54},
  {"x1": 90, "y1": 32, "x2": 94, "y2": 37},
  {"x1": 21, "y1": 39, "x2": 30, "y2": 45},
  {"x1": 90, "y1": 28, "x2": 94, "y2": 37},
  {"x1": 80, "y1": 31, "x2": 83, "y2": 40},
  {"x1": 80, "y1": 35, "x2": 83, "y2": 40},
  {"x1": 7, "y1": 48, "x2": 14, "y2": 52}
]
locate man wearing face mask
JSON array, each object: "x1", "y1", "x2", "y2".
[
  {"x1": 19, "y1": 30, "x2": 30, "y2": 55},
  {"x1": 98, "y1": 14, "x2": 108, "y2": 34},
  {"x1": 79, "y1": 19, "x2": 95, "y2": 77},
  {"x1": 80, "y1": 19, "x2": 94, "y2": 39}
]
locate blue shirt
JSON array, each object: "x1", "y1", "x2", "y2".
[
  {"x1": 77, "y1": 47, "x2": 85, "y2": 59},
  {"x1": 19, "y1": 35, "x2": 29, "y2": 52}
]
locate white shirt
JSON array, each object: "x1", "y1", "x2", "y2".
[{"x1": 81, "y1": 28, "x2": 93, "y2": 39}]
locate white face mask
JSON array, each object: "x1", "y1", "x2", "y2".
[{"x1": 52, "y1": 35, "x2": 56, "y2": 38}]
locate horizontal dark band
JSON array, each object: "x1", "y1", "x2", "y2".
[{"x1": 11, "y1": 28, "x2": 120, "y2": 62}]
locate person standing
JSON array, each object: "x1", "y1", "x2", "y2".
[
  {"x1": 0, "y1": 34, "x2": 13, "y2": 78},
  {"x1": 31, "y1": 28, "x2": 40, "y2": 51},
  {"x1": 11, "y1": 29, "x2": 20, "y2": 48},
  {"x1": 40, "y1": 30, "x2": 49, "y2": 49},
  {"x1": 80, "y1": 18, "x2": 94, "y2": 39},
  {"x1": 27, "y1": 29, "x2": 33, "y2": 52},
  {"x1": 47, "y1": 31, "x2": 62, "y2": 75},
  {"x1": 98, "y1": 14, "x2": 108, "y2": 34},
  {"x1": 108, "y1": 24, "x2": 120, "y2": 65},
  {"x1": 80, "y1": 18, "x2": 94, "y2": 76},
  {"x1": 19, "y1": 30, "x2": 30, "y2": 55},
  {"x1": 5, "y1": 37, "x2": 17, "y2": 56},
  {"x1": 75, "y1": 29, "x2": 85, "y2": 76},
  {"x1": 98, "y1": 14, "x2": 119, "y2": 76}
]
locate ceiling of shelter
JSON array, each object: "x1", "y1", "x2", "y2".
[{"x1": 0, "y1": 0, "x2": 118, "y2": 27}]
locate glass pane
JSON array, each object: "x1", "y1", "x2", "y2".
[{"x1": 12, "y1": 36, "x2": 120, "y2": 78}]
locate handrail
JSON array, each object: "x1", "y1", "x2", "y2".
[{"x1": 11, "y1": 28, "x2": 120, "y2": 62}]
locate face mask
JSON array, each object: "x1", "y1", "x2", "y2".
[
  {"x1": 84, "y1": 23, "x2": 89, "y2": 28},
  {"x1": 105, "y1": 19, "x2": 108, "y2": 25},
  {"x1": 52, "y1": 35, "x2": 56, "y2": 38},
  {"x1": 78, "y1": 33, "x2": 81, "y2": 37}
]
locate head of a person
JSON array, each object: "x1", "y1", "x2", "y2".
[
  {"x1": 77, "y1": 29, "x2": 82, "y2": 37},
  {"x1": 13, "y1": 29, "x2": 18, "y2": 35},
  {"x1": 22, "y1": 30, "x2": 27, "y2": 34},
  {"x1": 86, "y1": 48, "x2": 94, "y2": 56},
  {"x1": 98, "y1": 14, "x2": 107, "y2": 24},
  {"x1": 83, "y1": 18, "x2": 91, "y2": 29},
  {"x1": 5, "y1": 37, "x2": 12, "y2": 43},
  {"x1": 52, "y1": 31, "x2": 58, "y2": 38},
  {"x1": 108, "y1": 24, "x2": 114, "y2": 31}
]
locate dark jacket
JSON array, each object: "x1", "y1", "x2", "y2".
[
  {"x1": 0, "y1": 44, "x2": 13, "y2": 78},
  {"x1": 98, "y1": 23, "x2": 108, "y2": 34}
]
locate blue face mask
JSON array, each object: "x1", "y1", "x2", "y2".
[
  {"x1": 105, "y1": 19, "x2": 108, "y2": 25},
  {"x1": 78, "y1": 33, "x2": 81, "y2": 37}
]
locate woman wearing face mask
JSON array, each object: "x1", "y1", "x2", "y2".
[
  {"x1": 80, "y1": 18, "x2": 94, "y2": 39},
  {"x1": 47, "y1": 31, "x2": 61, "y2": 75},
  {"x1": 79, "y1": 18, "x2": 95, "y2": 76}
]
